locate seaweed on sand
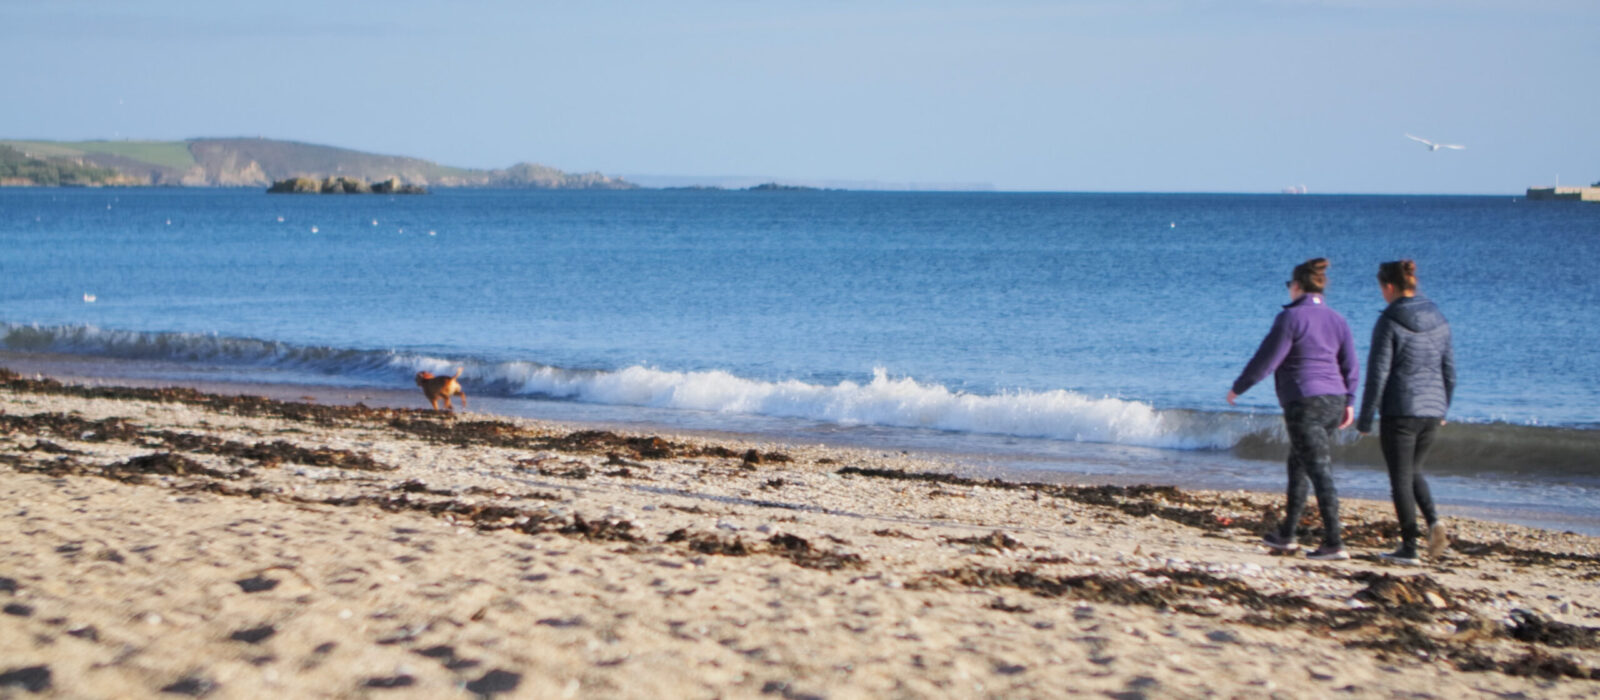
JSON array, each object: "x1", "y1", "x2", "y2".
[
  {"x1": 661, "y1": 529, "x2": 862, "y2": 570},
  {"x1": 0, "y1": 412, "x2": 394, "y2": 472},
  {"x1": 943, "y1": 531, "x2": 1024, "y2": 551},
  {"x1": 836, "y1": 466, "x2": 1251, "y2": 535},
  {"x1": 0, "y1": 368, "x2": 400, "y2": 425},
  {"x1": 107, "y1": 452, "x2": 233, "y2": 480},
  {"x1": 1506, "y1": 609, "x2": 1600, "y2": 650},
  {"x1": 666, "y1": 528, "x2": 754, "y2": 556},
  {"x1": 930, "y1": 565, "x2": 1316, "y2": 620},
  {"x1": 766, "y1": 533, "x2": 863, "y2": 571}
]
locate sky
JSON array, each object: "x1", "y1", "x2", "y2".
[{"x1": 4, "y1": 1, "x2": 1597, "y2": 193}]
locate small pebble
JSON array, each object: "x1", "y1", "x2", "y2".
[{"x1": 1205, "y1": 629, "x2": 1241, "y2": 644}]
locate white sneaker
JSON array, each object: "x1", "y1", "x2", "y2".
[{"x1": 1306, "y1": 545, "x2": 1350, "y2": 561}]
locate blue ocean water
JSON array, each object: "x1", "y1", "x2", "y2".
[{"x1": 3, "y1": 188, "x2": 1597, "y2": 528}]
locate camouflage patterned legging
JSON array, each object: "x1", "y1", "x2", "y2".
[{"x1": 1278, "y1": 394, "x2": 1345, "y2": 547}]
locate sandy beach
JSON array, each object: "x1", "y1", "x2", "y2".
[{"x1": 2, "y1": 368, "x2": 1598, "y2": 699}]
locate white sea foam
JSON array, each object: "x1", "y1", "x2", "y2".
[
  {"x1": 9, "y1": 322, "x2": 1599, "y2": 472},
  {"x1": 480, "y1": 363, "x2": 1267, "y2": 450},
  {"x1": 0, "y1": 323, "x2": 1308, "y2": 452}
]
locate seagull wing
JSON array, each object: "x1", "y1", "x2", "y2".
[
  {"x1": 1440, "y1": 144, "x2": 1466, "y2": 150},
  {"x1": 1405, "y1": 133, "x2": 1435, "y2": 146}
]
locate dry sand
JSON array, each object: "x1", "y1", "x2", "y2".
[{"x1": 1, "y1": 370, "x2": 1597, "y2": 699}]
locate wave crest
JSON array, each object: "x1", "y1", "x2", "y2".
[{"x1": 22, "y1": 322, "x2": 1598, "y2": 477}]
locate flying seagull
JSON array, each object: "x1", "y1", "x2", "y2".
[{"x1": 1405, "y1": 133, "x2": 1465, "y2": 151}]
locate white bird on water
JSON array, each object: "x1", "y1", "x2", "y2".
[{"x1": 1405, "y1": 133, "x2": 1465, "y2": 151}]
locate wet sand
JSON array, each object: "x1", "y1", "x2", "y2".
[{"x1": 1, "y1": 368, "x2": 1598, "y2": 698}]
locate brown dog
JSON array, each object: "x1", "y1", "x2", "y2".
[{"x1": 415, "y1": 367, "x2": 467, "y2": 412}]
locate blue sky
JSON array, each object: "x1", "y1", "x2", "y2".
[{"x1": 4, "y1": 1, "x2": 1596, "y2": 193}]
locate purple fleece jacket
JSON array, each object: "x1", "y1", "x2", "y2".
[{"x1": 1232, "y1": 293, "x2": 1360, "y2": 407}]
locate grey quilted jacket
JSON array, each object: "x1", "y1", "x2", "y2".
[{"x1": 1356, "y1": 295, "x2": 1455, "y2": 432}]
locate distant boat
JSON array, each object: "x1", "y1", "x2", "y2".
[
  {"x1": 83, "y1": 293, "x2": 96, "y2": 303},
  {"x1": 1281, "y1": 184, "x2": 1308, "y2": 195}
]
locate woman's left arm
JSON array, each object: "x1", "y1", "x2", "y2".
[{"x1": 1441, "y1": 325, "x2": 1456, "y2": 411}]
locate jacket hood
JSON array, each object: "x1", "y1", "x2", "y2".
[{"x1": 1384, "y1": 295, "x2": 1447, "y2": 332}]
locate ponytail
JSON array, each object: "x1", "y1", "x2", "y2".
[
  {"x1": 1293, "y1": 258, "x2": 1329, "y2": 294},
  {"x1": 1377, "y1": 259, "x2": 1418, "y2": 292}
]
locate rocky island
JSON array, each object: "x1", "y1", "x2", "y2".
[
  {"x1": 747, "y1": 182, "x2": 823, "y2": 192},
  {"x1": 267, "y1": 176, "x2": 427, "y2": 195}
]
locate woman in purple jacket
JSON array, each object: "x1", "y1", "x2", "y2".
[{"x1": 1227, "y1": 258, "x2": 1360, "y2": 561}]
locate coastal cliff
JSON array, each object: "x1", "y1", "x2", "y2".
[{"x1": 0, "y1": 138, "x2": 636, "y2": 190}]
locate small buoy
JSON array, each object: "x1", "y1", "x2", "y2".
[
  {"x1": 310, "y1": 226, "x2": 319, "y2": 233},
  {"x1": 371, "y1": 219, "x2": 378, "y2": 226},
  {"x1": 165, "y1": 219, "x2": 172, "y2": 225},
  {"x1": 398, "y1": 228, "x2": 404, "y2": 234},
  {"x1": 428, "y1": 230, "x2": 436, "y2": 236},
  {"x1": 276, "y1": 216, "x2": 284, "y2": 223},
  {"x1": 83, "y1": 293, "x2": 96, "y2": 303},
  {"x1": 1169, "y1": 222, "x2": 1176, "y2": 228}
]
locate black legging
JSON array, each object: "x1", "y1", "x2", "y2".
[{"x1": 1380, "y1": 416, "x2": 1440, "y2": 542}]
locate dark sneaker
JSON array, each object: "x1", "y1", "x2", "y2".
[
  {"x1": 1306, "y1": 545, "x2": 1350, "y2": 561},
  {"x1": 1427, "y1": 523, "x2": 1449, "y2": 560},
  {"x1": 1261, "y1": 532, "x2": 1299, "y2": 553},
  {"x1": 1379, "y1": 545, "x2": 1422, "y2": 566}
]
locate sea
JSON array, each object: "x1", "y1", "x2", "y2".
[{"x1": 3, "y1": 187, "x2": 1597, "y2": 532}]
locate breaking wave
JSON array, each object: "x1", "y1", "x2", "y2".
[{"x1": 5, "y1": 323, "x2": 1596, "y2": 476}]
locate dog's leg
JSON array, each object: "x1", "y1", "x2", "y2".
[{"x1": 456, "y1": 389, "x2": 467, "y2": 410}]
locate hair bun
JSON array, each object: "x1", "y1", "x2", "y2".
[{"x1": 1401, "y1": 260, "x2": 1417, "y2": 276}]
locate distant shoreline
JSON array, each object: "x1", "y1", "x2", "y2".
[{"x1": 0, "y1": 182, "x2": 1545, "y2": 196}]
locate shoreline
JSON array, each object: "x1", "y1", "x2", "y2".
[
  {"x1": 3, "y1": 349, "x2": 1597, "y2": 537},
  {"x1": 2, "y1": 367, "x2": 1598, "y2": 697}
]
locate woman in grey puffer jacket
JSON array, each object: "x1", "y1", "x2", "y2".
[{"x1": 1357, "y1": 260, "x2": 1455, "y2": 565}]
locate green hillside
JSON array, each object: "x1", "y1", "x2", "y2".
[
  {"x1": 0, "y1": 144, "x2": 136, "y2": 186},
  {"x1": 2, "y1": 140, "x2": 198, "y2": 169},
  {"x1": 0, "y1": 138, "x2": 634, "y2": 189}
]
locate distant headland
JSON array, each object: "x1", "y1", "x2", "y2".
[{"x1": 0, "y1": 138, "x2": 635, "y2": 190}]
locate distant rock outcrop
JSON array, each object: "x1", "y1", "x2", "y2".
[
  {"x1": 371, "y1": 177, "x2": 426, "y2": 194},
  {"x1": 747, "y1": 182, "x2": 821, "y2": 192},
  {"x1": 267, "y1": 176, "x2": 426, "y2": 194},
  {"x1": 478, "y1": 162, "x2": 632, "y2": 189}
]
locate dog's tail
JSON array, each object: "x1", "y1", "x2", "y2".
[{"x1": 452, "y1": 367, "x2": 463, "y2": 379}]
